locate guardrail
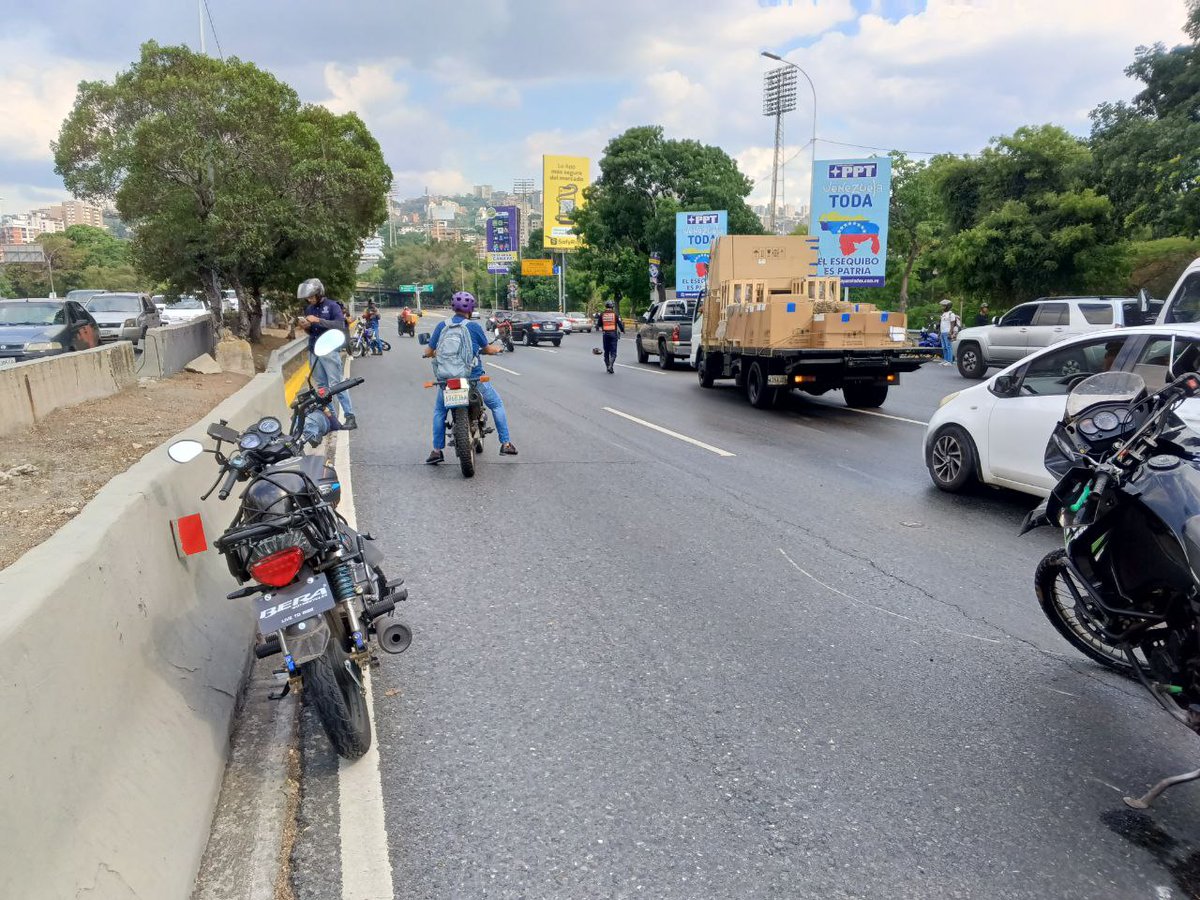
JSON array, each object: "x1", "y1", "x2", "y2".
[{"x1": 0, "y1": 343, "x2": 136, "y2": 438}]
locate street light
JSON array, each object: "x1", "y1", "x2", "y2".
[{"x1": 761, "y1": 50, "x2": 817, "y2": 233}]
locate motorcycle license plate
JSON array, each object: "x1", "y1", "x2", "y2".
[
  {"x1": 443, "y1": 386, "x2": 470, "y2": 408},
  {"x1": 256, "y1": 573, "x2": 336, "y2": 634}
]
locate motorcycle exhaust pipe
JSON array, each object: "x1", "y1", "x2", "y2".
[{"x1": 376, "y1": 620, "x2": 412, "y2": 655}]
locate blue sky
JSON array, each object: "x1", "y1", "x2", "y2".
[{"x1": 0, "y1": 0, "x2": 1191, "y2": 216}]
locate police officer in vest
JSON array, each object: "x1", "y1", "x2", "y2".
[{"x1": 595, "y1": 300, "x2": 625, "y2": 373}]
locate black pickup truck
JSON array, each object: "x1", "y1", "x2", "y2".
[{"x1": 635, "y1": 298, "x2": 696, "y2": 369}]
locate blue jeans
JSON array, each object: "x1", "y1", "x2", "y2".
[
  {"x1": 309, "y1": 351, "x2": 354, "y2": 416},
  {"x1": 433, "y1": 380, "x2": 510, "y2": 450},
  {"x1": 940, "y1": 332, "x2": 953, "y2": 363},
  {"x1": 367, "y1": 321, "x2": 382, "y2": 353}
]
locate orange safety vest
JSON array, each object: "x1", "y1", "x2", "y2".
[{"x1": 601, "y1": 310, "x2": 618, "y2": 332}]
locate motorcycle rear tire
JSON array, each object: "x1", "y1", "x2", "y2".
[
  {"x1": 300, "y1": 613, "x2": 372, "y2": 760},
  {"x1": 1035, "y1": 549, "x2": 1133, "y2": 676},
  {"x1": 453, "y1": 413, "x2": 475, "y2": 477}
]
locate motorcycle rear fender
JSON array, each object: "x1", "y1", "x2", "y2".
[{"x1": 1019, "y1": 499, "x2": 1052, "y2": 535}]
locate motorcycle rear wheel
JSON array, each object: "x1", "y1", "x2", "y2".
[
  {"x1": 300, "y1": 613, "x2": 372, "y2": 759},
  {"x1": 1035, "y1": 549, "x2": 1133, "y2": 676},
  {"x1": 453, "y1": 413, "x2": 475, "y2": 477}
]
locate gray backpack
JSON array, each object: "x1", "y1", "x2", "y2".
[{"x1": 434, "y1": 320, "x2": 478, "y2": 380}]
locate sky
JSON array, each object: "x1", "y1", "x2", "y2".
[{"x1": 0, "y1": 0, "x2": 1191, "y2": 219}]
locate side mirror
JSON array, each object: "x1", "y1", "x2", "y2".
[
  {"x1": 991, "y1": 316, "x2": 999, "y2": 325},
  {"x1": 168, "y1": 440, "x2": 205, "y2": 463},
  {"x1": 1138, "y1": 287, "x2": 1150, "y2": 313},
  {"x1": 992, "y1": 374, "x2": 1018, "y2": 397},
  {"x1": 641, "y1": 313, "x2": 650, "y2": 323},
  {"x1": 313, "y1": 329, "x2": 346, "y2": 357},
  {"x1": 418, "y1": 333, "x2": 431, "y2": 346}
]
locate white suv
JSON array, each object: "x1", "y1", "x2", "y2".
[
  {"x1": 953, "y1": 296, "x2": 1158, "y2": 379},
  {"x1": 1157, "y1": 257, "x2": 1200, "y2": 326}
]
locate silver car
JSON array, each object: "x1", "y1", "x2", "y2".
[{"x1": 84, "y1": 292, "x2": 161, "y2": 346}]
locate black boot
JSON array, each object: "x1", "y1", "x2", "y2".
[{"x1": 343, "y1": 414, "x2": 358, "y2": 430}]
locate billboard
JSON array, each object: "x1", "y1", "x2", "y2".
[
  {"x1": 675, "y1": 211, "x2": 728, "y2": 297},
  {"x1": 542, "y1": 155, "x2": 589, "y2": 250},
  {"x1": 521, "y1": 258, "x2": 554, "y2": 276},
  {"x1": 810, "y1": 157, "x2": 892, "y2": 287},
  {"x1": 486, "y1": 205, "x2": 519, "y2": 274}
]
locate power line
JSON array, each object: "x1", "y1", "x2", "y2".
[
  {"x1": 815, "y1": 138, "x2": 941, "y2": 157},
  {"x1": 202, "y1": 0, "x2": 224, "y2": 59}
]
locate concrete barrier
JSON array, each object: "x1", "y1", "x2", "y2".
[
  {"x1": 138, "y1": 317, "x2": 218, "y2": 378},
  {"x1": 0, "y1": 371, "x2": 289, "y2": 900},
  {"x1": 267, "y1": 335, "x2": 311, "y2": 404},
  {"x1": 0, "y1": 343, "x2": 136, "y2": 438}
]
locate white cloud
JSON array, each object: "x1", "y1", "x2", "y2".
[
  {"x1": 389, "y1": 167, "x2": 472, "y2": 198},
  {"x1": 0, "y1": 39, "x2": 104, "y2": 162},
  {"x1": 320, "y1": 61, "x2": 410, "y2": 115}
]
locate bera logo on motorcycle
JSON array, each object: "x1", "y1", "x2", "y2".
[{"x1": 259, "y1": 584, "x2": 331, "y2": 621}]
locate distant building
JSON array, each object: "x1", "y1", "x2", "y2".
[
  {"x1": 102, "y1": 208, "x2": 132, "y2": 239},
  {"x1": 0, "y1": 212, "x2": 65, "y2": 243},
  {"x1": 473, "y1": 185, "x2": 493, "y2": 199},
  {"x1": 38, "y1": 200, "x2": 105, "y2": 230}
]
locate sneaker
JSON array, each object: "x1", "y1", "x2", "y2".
[
  {"x1": 607, "y1": 365, "x2": 614, "y2": 373},
  {"x1": 343, "y1": 414, "x2": 358, "y2": 429},
  {"x1": 499, "y1": 442, "x2": 519, "y2": 456},
  {"x1": 425, "y1": 449, "x2": 444, "y2": 465}
]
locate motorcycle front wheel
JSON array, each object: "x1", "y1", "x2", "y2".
[
  {"x1": 453, "y1": 412, "x2": 475, "y2": 477},
  {"x1": 300, "y1": 612, "x2": 372, "y2": 759},
  {"x1": 1035, "y1": 549, "x2": 1133, "y2": 676}
]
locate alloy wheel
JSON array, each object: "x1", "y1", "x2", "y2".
[{"x1": 931, "y1": 433, "x2": 963, "y2": 484}]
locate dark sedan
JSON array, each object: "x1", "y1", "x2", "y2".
[
  {"x1": 510, "y1": 312, "x2": 565, "y2": 347},
  {"x1": 0, "y1": 299, "x2": 101, "y2": 366}
]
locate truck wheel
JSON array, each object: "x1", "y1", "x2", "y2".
[
  {"x1": 957, "y1": 343, "x2": 987, "y2": 379},
  {"x1": 636, "y1": 338, "x2": 649, "y2": 364},
  {"x1": 746, "y1": 362, "x2": 777, "y2": 409},
  {"x1": 843, "y1": 383, "x2": 888, "y2": 408},
  {"x1": 658, "y1": 339, "x2": 674, "y2": 370},
  {"x1": 697, "y1": 351, "x2": 715, "y2": 388}
]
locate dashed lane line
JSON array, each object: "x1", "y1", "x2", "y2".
[
  {"x1": 602, "y1": 407, "x2": 735, "y2": 457},
  {"x1": 488, "y1": 362, "x2": 521, "y2": 376},
  {"x1": 613, "y1": 363, "x2": 667, "y2": 376},
  {"x1": 840, "y1": 407, "x2": 929, "y2": 426}
]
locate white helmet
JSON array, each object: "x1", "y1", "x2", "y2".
[{"x1": 297, "y1": 278, "x2": 325, "y2": 300}]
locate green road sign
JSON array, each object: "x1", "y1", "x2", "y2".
[{"x1": 398, "y1": 284, "x2": 434, "y2": 293}]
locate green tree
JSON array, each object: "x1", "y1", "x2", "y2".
[
  {"x1": 884, "y1": 152, "x2": 951, "y2": 311},
  {"x1": 54, "y1": 42, "x2": 390, "y2": 341}
]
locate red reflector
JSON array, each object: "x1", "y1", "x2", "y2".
[
  {"x1": 173, "y1": 513, "x2": 208, "y2": 557},
  {"x1": 672, "y1": 326, "x2": 680, "y2": 341},
  {"x1": 250, "y1": 547, "x2": 304, "y2": 588},
  {"x1": 447, "y1": 378, "x2": 462, "y2": 390},
  {"x1": 317, "y1": 388, "x2": 328, "y2": 397}
]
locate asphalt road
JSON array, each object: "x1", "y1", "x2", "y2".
[{"x1": 289, "y1": 326, "x2": 1200, "y2": 899}]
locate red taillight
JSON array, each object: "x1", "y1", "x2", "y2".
[
  {"x1": 672, "y1": 325, "x2": 680, "y2": 341},
  {"x1": 532, "y1": 323, "x2": 540, "y2": 329},
  {"x1": 250, "y1": 547, "x2": 304, "y2": 588},
  {"x1": 447, "y1": 378, "x2": 462, "y2": 390}
]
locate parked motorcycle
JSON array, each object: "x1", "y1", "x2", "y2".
[
  {"x1": 918, "y1": 323, "x2": 942, "y2": 349},
  {"x1": 350, "y1": 321, "x2": 372, "y2": 358},
  {"x1": 1022, "y1": 367, "x2": 1200, "y2": 809},
  {"x1": 418, "y1": 331, "x2": 494, "y2": 478},
  {"x1": 167, "y1": 330, "x2": 411, "y2": 760}
]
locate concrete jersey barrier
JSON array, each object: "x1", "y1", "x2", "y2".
[
  {"x1": 137, "y1": 317, "x2": 218, "y2": 378},
  {"x1": 0, "y1": 371, "x2": 289, "y2": 900},
  {"x1": 0, "y1": 343, "x2": 136, "y2": 438}
]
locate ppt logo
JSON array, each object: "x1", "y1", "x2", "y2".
[{"x1": 828, "y1": 163, "x2": 877, "y2": 179}]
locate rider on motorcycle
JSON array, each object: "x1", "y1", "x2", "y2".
[{"x1": 423, "y1": 291, "x2": 518, "y2": 464}]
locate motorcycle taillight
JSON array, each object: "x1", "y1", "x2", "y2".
[
  {"x1": 250, "y1": 546, "x2": 304, "y2": 587},
  {"x1": 447, "y1": 378, "x2": 462, "y2": 390}
]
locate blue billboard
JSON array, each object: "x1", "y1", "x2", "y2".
[
  {"x1": 810, "y1": 157, "x2": 892, "y2": 287},
  {"x1": 675, "y1": 210, "x2": 727, "y2": 298}
]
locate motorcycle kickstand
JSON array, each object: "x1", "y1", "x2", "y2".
[
  {"x1": 343, "y1": 659, "x2": 364, "y2": 690},
  {"x1": 269, "y1": 680, "x2": 292, "y2": 701},
  {"x1": 1124, "y1": 768, "x2": 1200, "y2": 809}
]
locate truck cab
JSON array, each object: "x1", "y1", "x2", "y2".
[{"x1": 636, "y1": 298, "x2": 696, "y2": 369}]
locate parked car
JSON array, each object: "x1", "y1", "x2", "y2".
[
  {"x1": 0, "y1": 298, "x2": 101, "y2": 365},
  {"x1": 65, "y1": 288, "x2": 107, "y2": 305},
  {"x1": 925, "y1": 324, "x2": 1200, "y2": 497},
  {"x1": 1157, "y1": 257, "x2": 1200, "y2": 325},
  {"x1": 564, "y1": 312, "x2": 592, "y2": 333},
  {"x1": 636, "y1": 298, "x2": 695, "y2": 369},
  {"x1": 508, "y1": 311, "x2": 564, "y2": 346},
  {"x1": 160, "y1": 296, "x2": 210, "y2": 325},
  {"x1": 84, "y1": 292, "x2": 161, "y2": 346},
  {"x1": 952, "y1": 296, "x2": 1158, "y2": 379}
]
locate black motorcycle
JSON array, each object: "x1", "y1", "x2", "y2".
[
  {"x1": 1023, "y1": 368, "x2": 1200, "y2": 808},
  {"x1": 168, "y1": 330, "x2": 411, "y2": 760},
  {"x1": 418, "y1": 332, "x2": 494, "y2": 478}
]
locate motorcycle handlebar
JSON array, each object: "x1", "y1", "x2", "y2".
[{"x1": 217, "y1": 466, "x2": 239, "y2": 501}]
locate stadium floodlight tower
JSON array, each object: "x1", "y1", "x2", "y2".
[{"x1": 761, "y1": 65, "x2": 798, "y2": 234}]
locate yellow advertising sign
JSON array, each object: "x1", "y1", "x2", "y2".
[
  {"x1": 542, "y1": 155, "x2": 589, "y2": 250},
  {"x1": 521, "y1": 258, "x2": 555, "y2": 276}
]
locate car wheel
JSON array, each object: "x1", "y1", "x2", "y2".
[
  {"x1": 658, "y1": 339, "x2": 673, "y2": 370},
  {"x1": 956, "y1": 343, "x2": 987, "y2": 379},
  {"x1": 927, "y1": 425, "x2": 978, "y2": 493},
  {"x1": 636, "y1": 338, "x2": 649, "y2": 364},
  {"x1": 525, "y1": 333, "x2": 534, "y2": 346},
  {"x1": 552, "y1": 339, "x2": 561, "y2": 347}
]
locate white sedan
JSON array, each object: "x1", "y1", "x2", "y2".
[
  {"x1": 925, "y1": 324, "x2": 1200, "y2": 497},
  {"x1": 160, "y1": 296, "x2": 211, "y2": 325}
]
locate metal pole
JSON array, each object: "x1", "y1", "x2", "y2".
[
  {"x1": 769, "y1": 112, "x2": 782, "y2": 233},
  {"x1": 198, "y1": 0, "x2": 206, "y2": 54},
  {"x1": 762, "y1": 52, "x2": 817, "y2": 232}
]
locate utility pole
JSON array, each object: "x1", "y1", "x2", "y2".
[
  {"x1": 762, "y1": 51, "x2": 817, "y2": 234},
  {"x1": 762, "y1": 66, "x2": 797, "y2": 235},
  {"x1": 198, "y1": 0, "x2": 206, "y2": 54}
]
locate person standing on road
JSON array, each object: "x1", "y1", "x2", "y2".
[
  {"x1": 974, "y1": 304, "x2": 990, "y2": 328},
  {"x1": 297, "y1": 278, "x2": 357, "y2": 430},
  {"x1": 423, "y1": 291, "x2": 517, "y2": 464},
  {"x1": 595, "y1": 299, "x2": 624, "y2": 373},
  {"x1": 939, "y1": 298, "x2": 961, "y2": 367},
  {"x1": 364, "y1": 301, "x2": 383, "y2": 355}
]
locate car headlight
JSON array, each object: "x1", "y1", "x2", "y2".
[
  {"x1": 123, "y1": 318, "x2": 138, "y2": 327},
  {"x1": 23, "y1": 341, "x2": 62, "y2": 352},
  {"x1": 938, "y1": 391, "x2": 961, "y2": 408}
]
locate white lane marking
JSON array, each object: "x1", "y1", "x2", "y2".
[
  {"x1": 530, "y1": 346, "x2": 558, "y2": 353},
  {"x1": 614, "y1": 363, "x2": 667, "y2": 376},
  {"x1": 603, "y1": 407, "x2": 735, "y2": 457},
  {"x1": 778, "y1": 548, "x2": 1003, "y2": 645},
  {"x1": 1155, "y1": 888, "x2": 1173, "y2": 900},
  {"x1": 488, "y1": 362, "x2": 521, "y2": 376},
  {"x1": 841, "y1": 407, "x2": 928, "y2": 426},
  {"x1": 335, "y1": 427, "x2": 395, "y2": 900}
]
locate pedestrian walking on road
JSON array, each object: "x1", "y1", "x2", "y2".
[
  {"x1": 974, "y1": 304, "x2": 990, "y2": 328},
  {"x1": 939, "y1": 298, "x2": 961, "y2": 367},
  {"x1": 297, "y1": 278, "x2": 357, "y2": 429},
  {"x1": 595, "y1": 299, "x2": 624, "y2": 373}
]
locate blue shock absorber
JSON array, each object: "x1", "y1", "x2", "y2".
[{"x1": 329, "y1": 563, "x2": 366, "y2": 652}]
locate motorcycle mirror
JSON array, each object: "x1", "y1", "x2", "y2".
[
  {"x1": 168, "y1": 439, "x2": 205, "y2": 463},
  {"x1": 418, "y1": 333, "x2": 431, "y2": 346},
  {"x1": 1138, "y1": 287, "x2": 1150, "y2": 313},
  {"x1": 313, "y1": 329, "x2": 346, "y2": 357}
]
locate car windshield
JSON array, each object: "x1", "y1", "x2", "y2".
[
  {"x1": 86, "y1": 295, "x2": 140, "y2": 313},
  {"x1": 170, "y1": 298, "x2": 204, "y2": 309},
  {"x1": 0, "y1": 302, "x2": 63, "y2": 326}
]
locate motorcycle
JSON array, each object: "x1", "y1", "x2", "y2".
[
  {"x1": 496, "y1": 319, "x2": 515, "y2": 353},
  {"x1": 418, "y1": 331, "x2": 494, "y2": 478},
  {"x1": 398, "y1": 315, "x2": 417, "y2": 338},
  {"x1": 918, "y1": 322, "x2": 942, "y2": 349},
  {"x1": 350, "y1": 320, "x2": 372, "y2": 358},
  {"x1": 167, "y1": 329, "x2": 411, "y2": 760},
  {"x1": 1022, "y1": 367, "x2": 1200, "y2": 809}
]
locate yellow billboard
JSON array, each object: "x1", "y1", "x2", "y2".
[
  {"x1": 521, "y1": 258, "x2": 555, "y2": 276},
  {"x1": 542, "y1": 155, "x2": 589, "y2": 250}
]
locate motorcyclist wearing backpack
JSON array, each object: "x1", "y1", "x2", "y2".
[
  {"x1": 423, "y1": 291, "x2": 517, "y2": 464},
  {"x1": 595, "y1": 299, "x2": 624, "y2": 373}
]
